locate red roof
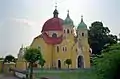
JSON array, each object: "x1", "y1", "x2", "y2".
[{"x1": 42, "y1": 18, "x2": 63, "y2": 32}]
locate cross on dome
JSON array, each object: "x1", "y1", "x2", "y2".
[
  {"x1": 53, "y1": 3, "x2": 59, "y2": 18},
  {"x1": 81, "y1": 15, "x2": 83, "y2": 22},
  {"x1": 55, "y1": 2, "x2": 57, "y2": 9}
]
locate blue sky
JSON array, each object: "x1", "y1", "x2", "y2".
[{"x1": 0, "y1": 0, "x2": 120, "y2": 57}]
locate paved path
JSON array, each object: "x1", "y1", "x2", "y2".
[{"x1": 0, "y1": 74, "x2": 18, "y2": 79}]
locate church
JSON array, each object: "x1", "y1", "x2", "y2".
[{"x1": 17, "y1": 7, "x2": 90, "y2": 69}]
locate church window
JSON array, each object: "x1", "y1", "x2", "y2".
[
  {"x1": 76, "y1": 49, "x2": 77, "y2": 52},
  {"x1": 65, "y1": 47, "x2": 67, "y2": 52},
  {"x1": 67, "y1": 29, "x2": 69, "y2": 34},
  {"x1": 52, "y1": 33, "x2": 57, "y2": 38},
  {"x1": 57, "y1": 46, "x2": 59, "y2": 52},
  {"x1": 64, "y1": 30, "x2": 66, "y2": 33},
  {"x1": 82, "y1": 33, "x2": 84, "y2": 36},
  {"x1": 63, "y1": 47, "x2": 65, "y2": 52},
  {"x1": 62, "y1": 47, "x2": 67, "y2": 52}
]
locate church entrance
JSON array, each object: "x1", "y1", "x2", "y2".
[
  {"x1": 78, "y1": 56, "x2": 84, "y2": 68},
  {"x1": 58, "y1": 60, "x2": 61, "y2": 69}
]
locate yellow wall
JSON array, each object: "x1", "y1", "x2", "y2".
[
  {"x1": 54, "y1": 34, "x2": 76, "y2": 68},
  {"x1": 3, "y1": 63, "x2": 15, "y2": 74},
  {"x1": 29, "y1": 27, "x2": 90, "y2": 69},
  {"x1": 31, "y1": 37, "x2": 53, "y2": 68},
  {"x1": 16, "y1": 60, "x2": 27, "y2": 70},
  {"x1": 17, "y1": 25, "x2": 90, "y2": 69}
]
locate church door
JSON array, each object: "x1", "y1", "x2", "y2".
[
  {"x1": 58, "y1": 60, "x2": 61, "y2": 69},
  {"x1": 78, "y1": 56, "x2": 84, "y2": 68}
]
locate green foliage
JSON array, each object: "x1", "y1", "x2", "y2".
[
  {"x1": 24, "y1": 48, "x2": 43, "y2": 79},
  {"x1": 39, "y1": 58, "x2": 46, "y2": 68},
  {"x1": 94, "y1": 43, "x2": 120, "y2": 79},
  {"x1": 0, "y1": 58, "x2": 4, "y2": 60},
  {"x1": 35, "y1": 69, "x2": 97, "y2": 79},
  {"x1": 88, "y1": 21, "x2": 118, "y2": 54},
  {"x1": 24, "y1": 48, "x2": 42, "y2": 63},
  {"x1": 65, "y1": 59, "x2": 72, "y2": 68},
  {"x1": 4, "y1": 55, "x2": 15, "y2": 63}
]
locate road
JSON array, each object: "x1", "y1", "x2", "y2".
[{"x1": 0, "y1": 74, "x2": 18, "y2": 79}]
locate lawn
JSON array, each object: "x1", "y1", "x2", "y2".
[{"x1": 34, "y1": 69, "x2": 97, "y2": 79}]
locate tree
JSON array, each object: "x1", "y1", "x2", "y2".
[
  {"x1": 65, "y1": 59, "x2": 72, "y2": 68},
  {"x1": 88, "y1": 21, "x2": 118, "y2": 54},
  {"x1": 24, "y1": 48, "x2": 42, "y2": 79},
  {"x1": 94, "y1": 43, "x2": 120, "y2": 79},
  {"x1": 38, "y1": 58, "x2": 46, "y2": 68},
  {"x1": 4, "y1": 55, "x2": 15, "y2": 63}
]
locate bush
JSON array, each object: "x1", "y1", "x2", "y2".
[{"x1": 94, "y1": 43, "x2": 120, "y2": 79}]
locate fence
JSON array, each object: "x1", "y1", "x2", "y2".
[{"x1": 9, "y1": 68, "x2": 28, "y2": 79}]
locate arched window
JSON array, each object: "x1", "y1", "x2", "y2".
[
  {"x1": 76, "y1": 49, "x2": 77, "y2": 52},
  {"x1": 64, "y1": 30, "x2": 66, "y2": 33},
  {"x1": 65, "y1": 47, "x2": 67, "y2": 52},
  {"x1": 57, "y1": 46, "x2": 59, "y2": 52},
  {"x1": 67, "y1": 29, "x2": 69, "y2": 34},
  {"x1": 63, "y1": 47, "x2": 64, "y2": 52},
  {"x1": 58, "y1": 60, "x2": 61, "y2": 68},
  {"x1": 82, "y1": 33, "x2": 84, "y2": 36},
  {"x1": 78, "y1": 56, "x2": 84, "y2": 68},
  {"x1": 52, "y1": 33, "x2": 57, "y2": 38}
]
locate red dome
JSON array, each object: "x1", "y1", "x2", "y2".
[{"x1": 42, "y1": 18, "x2": 63, "y2": 32}]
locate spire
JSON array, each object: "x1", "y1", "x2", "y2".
[
  {"x1": 53, "y1": 3, "x2": 59, "y2": 18},
  {"x1": 77, "y1": 15, "x2": 87, "y2": 29},
  {"x1": 81, "y1": 15, "x2": 83, "y2": 22},
  {"x1": 55, "y1": 2, "x2": 57, "y2": 9},
  {"x1": 64, "y1": 10, "x2": 73, "y2": 26},
  {"x1": 67, "y1": 10, "x2": 70, "y2": 18}
]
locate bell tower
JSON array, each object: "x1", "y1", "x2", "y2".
[
  {"x1": 63, "y1": 10, "x2": 74, "y2": 39},
  {"x1": 76, "y1": 15, "x2": 90, "y2": 68}
]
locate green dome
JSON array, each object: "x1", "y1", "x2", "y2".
[
  {"x1": 77, "y1": 16, "x2": 87, "y2": 29},
  {"x1": 64, "y1": 11, "x2": 73, "y2": 26}
]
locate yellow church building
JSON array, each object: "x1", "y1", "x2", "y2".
[{"x1": 17, "y1": 8, "x2": 90, "y2": 69}]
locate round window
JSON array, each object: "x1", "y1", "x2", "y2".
[{"x1": 52, "y1": 33, "x2": 57, "y2": 38}]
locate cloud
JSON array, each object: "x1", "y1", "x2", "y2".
[
  {"x1": 0, "y1": 18, "x2": 40, "y2": 57},
  {"x1": 12, "y1": 18, "x2": 38, "y2": 27}
]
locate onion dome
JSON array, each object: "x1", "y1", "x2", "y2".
[
  {"x1": 77, "y1": 15, "x2": 87, "y2": 29},
  {"x1": 64, "y1": 10, "x2": 73, "y2": 26},
  {"x1": 41, "y1": 8, "x2": 63, "y2": 32},
  {"x1": 41, "y1": 7, "x2": 63, "y2": 45}
]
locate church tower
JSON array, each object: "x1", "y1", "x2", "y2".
[
  {"x1": 63, "y1": 10, "x2": 74, "y2": 39},
  {"x1": 77, "y1": 15, "x2": 88, "y2": 44},
  {"x1": 76, "y1": 16, "x2": 90, "y2": 68}
]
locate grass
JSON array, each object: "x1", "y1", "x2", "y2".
[{"x1": 34, "y1": 69, "x2": 97, "y2": 79}]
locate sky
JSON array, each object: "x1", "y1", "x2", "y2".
[{"x1": 0, "y1": 0, "x2": 120, "y2": 57}]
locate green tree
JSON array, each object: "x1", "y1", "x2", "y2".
[
  {"x1": 94, "y1": 43, "x2": 120, "y2": 79},
  {"x1": 4, "y1": 55, "x2": 15, "y2": 63},
  {"x1": 65, "y1": 59, "x2": 72, "y2": 68},
  {"x1": 24, "y1": 48, "x2": 42, "y2": 79},
  {"x1": 39, "y1": 59, "x2": 45, "y2": 69},
  {"x1": 88, "y1": 21, "x2": 118, "y2": 54}
]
